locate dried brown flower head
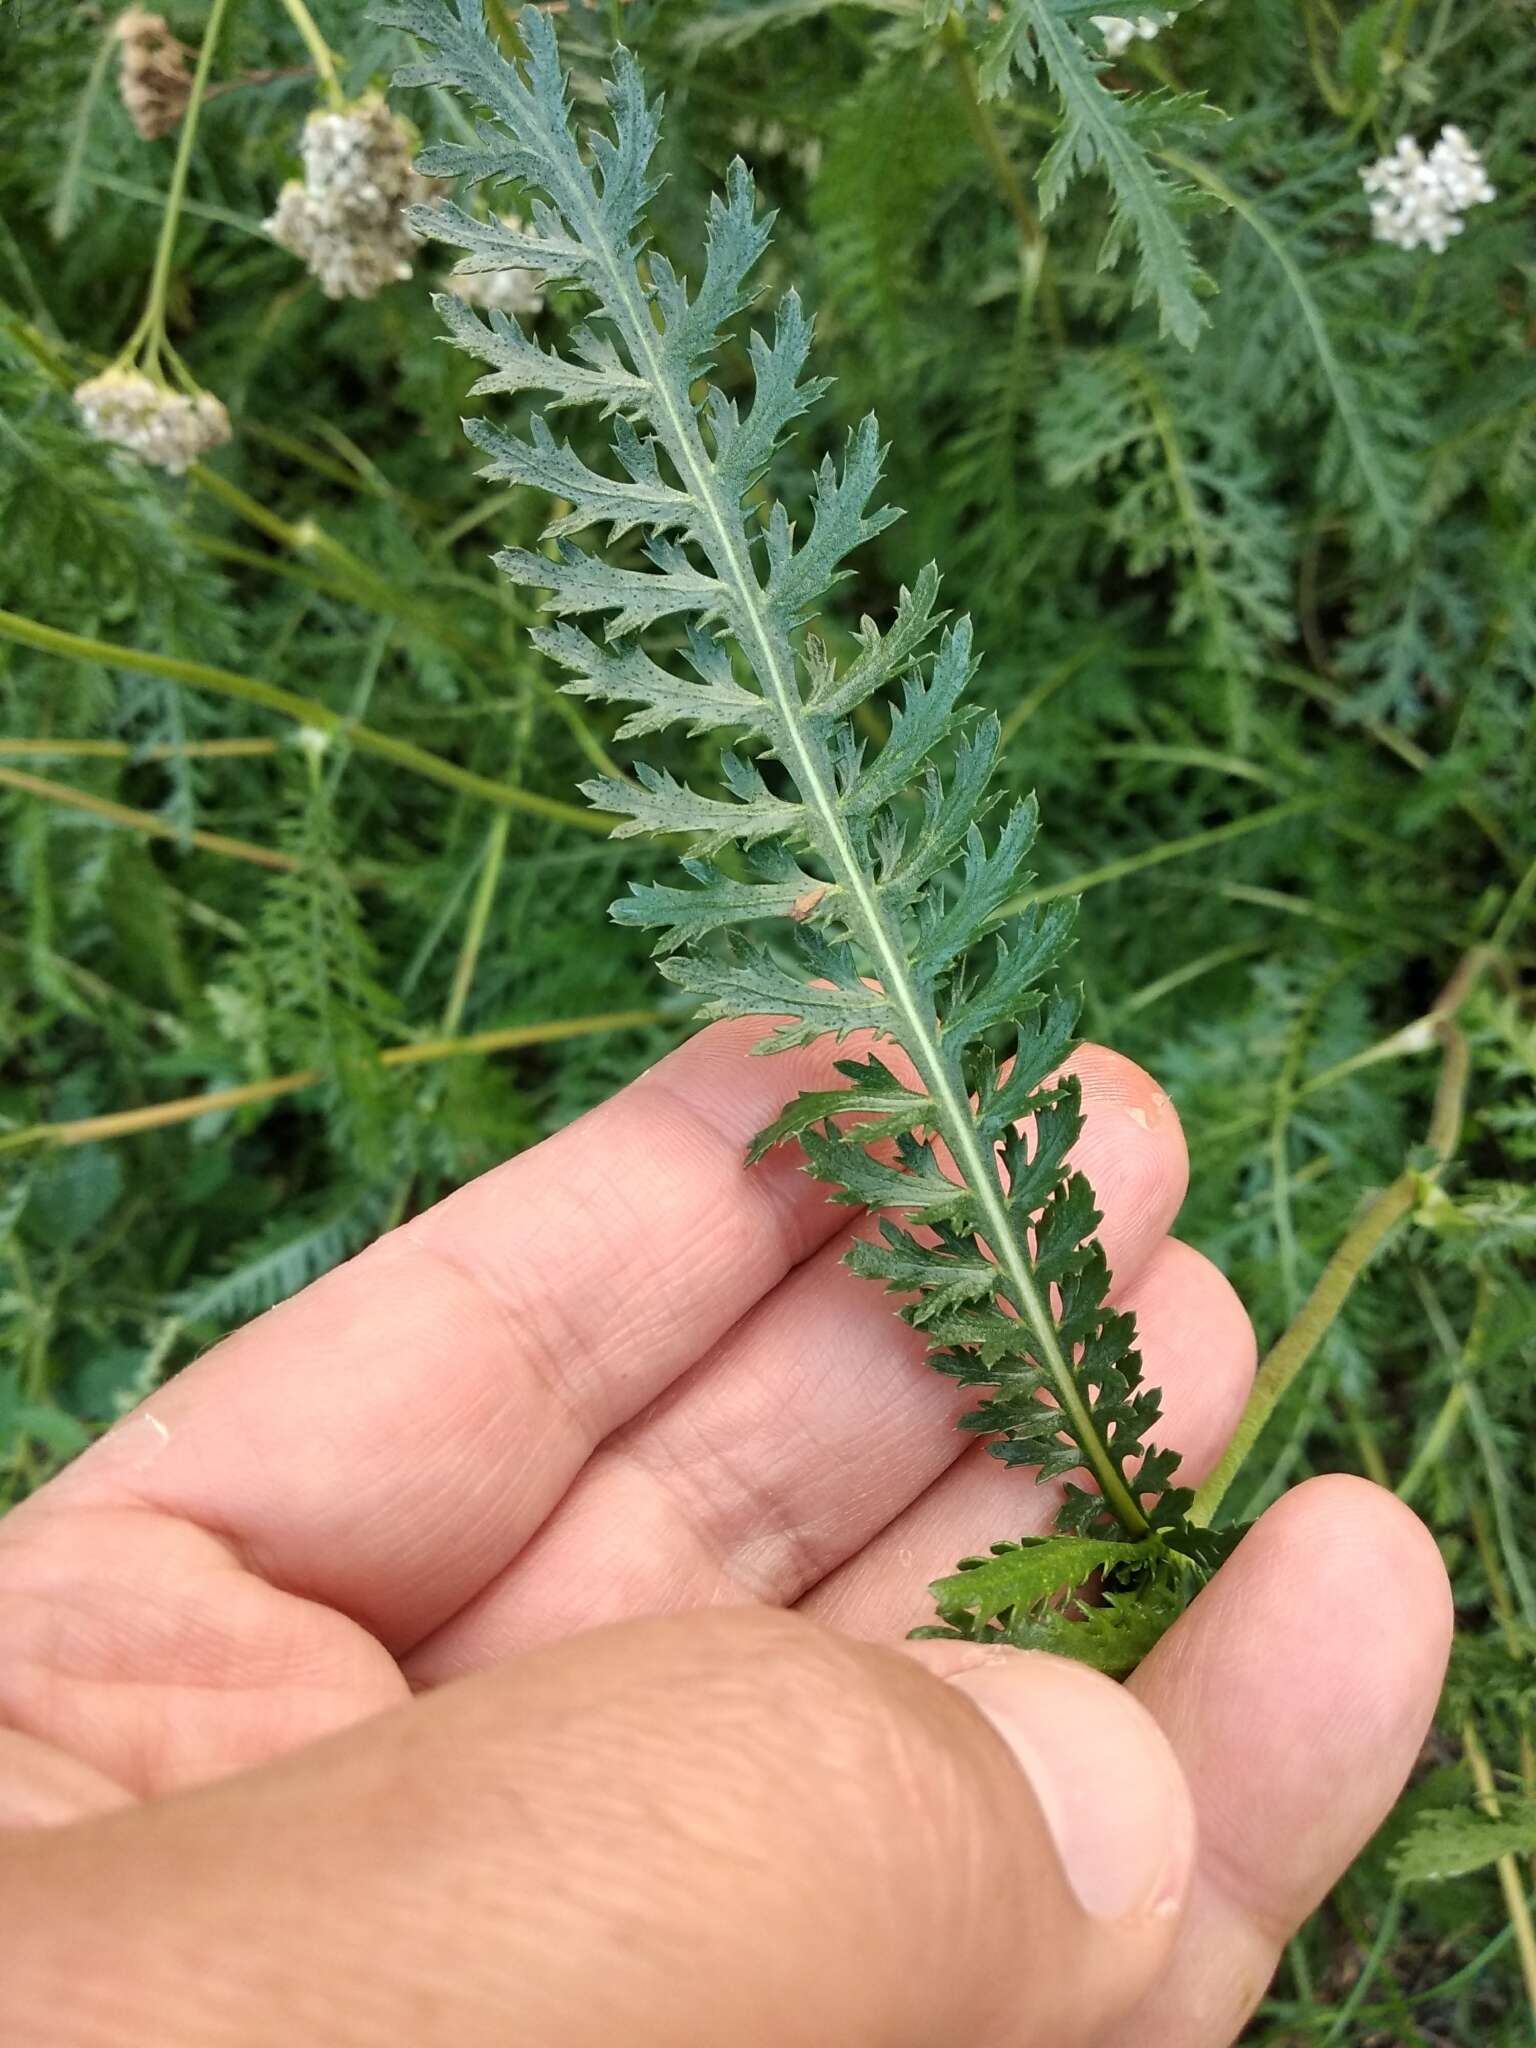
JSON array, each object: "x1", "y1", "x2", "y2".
[{"x1": 114, "y1": 7, "x2": 194, "y2": 142}]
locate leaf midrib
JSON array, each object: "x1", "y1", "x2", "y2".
[{"x1": 544, "y1": 127, "x2": 1147, "y2": 1536}]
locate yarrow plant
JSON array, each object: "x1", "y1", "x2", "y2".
[
  {"x1": 74, "y1": 0, "x2": 234, "y2": 470},
  {"x1": 3, "y1": 0, "x2": 1533, "y2": 2024},
  {"x1": 266, "y1": 94, "x2": 438, "y2": 300},
  {"x1": 1361, "y1": 125, "x2": 1497, "y2": 254},
  {"x1": 384, "y1": 0, "x2": 1237, "y2": 1672}
]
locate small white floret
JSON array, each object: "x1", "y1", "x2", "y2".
[{"x1": 1360, "y1": 124, "x2": 1496, "y2": 254}]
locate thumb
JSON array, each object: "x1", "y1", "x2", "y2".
[{"x1": 3, "y1": 1608, "x2": 1193, "y2": 2047}]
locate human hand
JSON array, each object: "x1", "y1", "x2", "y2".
[{"x1": 0, "y1": 1020, "x2": 1450, "y2": 2046}]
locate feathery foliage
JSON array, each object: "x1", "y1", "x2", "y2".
[
  {"x1": 950, "y1": 0, "x2": 1222, "y2": 347},
  {"x1": 390, "y1": 0, "x2": 1223, "y2": 1658},
  {"x1": 2, "y1": 0, "x2": 1534, "y2": 2027}
]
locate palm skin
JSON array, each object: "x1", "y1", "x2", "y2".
[{"x1": 0, "y1": 1018, "x2": 1449, "y2": 2045}]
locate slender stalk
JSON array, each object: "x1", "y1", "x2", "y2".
[
  {"x1": 1093, "y1": 742, "x2": 1286, "y2": 792},
  {"x1": 942, "y1": 27, "x2": 1067, "y2": 348},
  {"x1": 1268, "y1": 664, "x2": 1519, "y2": 874},
  {"x1": 1491, "y1": 848, "x2": 1536, "y2": 952},
  {"x1": 1120, "y1": 353, "x2": 1249, "y2": 747},
  {"x1": 188, "y1": 466, "x2": 623, "y2": 780},
  {"x1": 0, "y1": 1010, "x2": 664, "y2": 1154},
  {"x1": 0, "y1": 762, "x2": 298, "y2": 871},
  {"x1": 274, "y1": 0, "x2": 345, "y2": 108},
  {"x1": 1300, "y1": 0, "x2": 1352, "y2": 115},
  {"x1": 998, "y1": 637, "x2": 1106, "y2": 746},
  {"x1": 1319, "y1": 1893, "x2": 1405, "y2": 2045},
  {"x1": 0, "y1": 606, "x2": 611, "y2": 834},
  {"x1": 1118, "y1": 939, "x2": 1266, "y2": 1017},
  {"x1": 443, "y1": 812, "x2": 510, "y2": 1034},
  {"x1": 1193, "y1": 1008, "x2": 1472, "y2": 1526},
  {"x1": 998, "y1": 797, "x2": 1321, "y2": 914},
  {"x1": 0, "y1": 737, "x2": 277, "y2": 760},
  {"x1": 0, "y1": 932, "x2": 182, "y2": 1038},
  {"x1": 1463, "y1": 1716, "x2": 1536, "y2": 2022},
  {"x1": 120, "y1": 0, "x2": 235, "y2": 380},
  {"x1": 1160, "y1": 152, "x2": 1409, "y2": 551}
]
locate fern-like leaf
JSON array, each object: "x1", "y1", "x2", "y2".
[
  {"x1": 389, "y1": 0, "x2": 1214, "y2": 1662},
  {"x1": 958, "y1": 0, "x2": 1223, "y2": 349}
]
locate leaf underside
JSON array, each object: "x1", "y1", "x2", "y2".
[{"x1": 388, "y1": 0, "x2": 1217, "y2": 1671}]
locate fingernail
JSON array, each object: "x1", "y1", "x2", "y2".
[{"x1": 948, "y1": 1653, "x2": 1193, "y2": 1922}]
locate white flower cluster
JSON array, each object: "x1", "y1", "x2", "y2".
[
  {"x1": 74, "y1": 369, "x2": 231, "y2": 474},
  {"x1": 1361, "y1": 126, "x2": 1496, "y2": 254},
  {"x1": 266, "y1": 95, "x2": 435, "y2": 301},
  {"x1": 450, "y1": 218, "x2": 546, "y2": 320},
  {"x1": 1091, "y1": 13, "x2": 1163, "y2": 58}
]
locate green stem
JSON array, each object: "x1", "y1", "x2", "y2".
[
  {"x1": 943, "y1": 27, "x2": 1066, "y2": 348},
  {"x1": 1464, "y1": 1716, "x2": 1536, "y2": 2024},
  {"x1": 1119, "y1": 352, "x2": 1249, "y2": 748},
  {"x1": 0, "y1": 606, "x2": 611, "y2": 834},
  {"x1": 999, "y1": 797, "x2": 1321, "y2": 914},
  {"x1": 443, "y1": 812, "x2": 510, "y2": 1033},
  {"x1": 275, "y1": 0, "x2": 345, "y2": 107},
  {"x1": 1268, "y1": 664, "x2": 1518, "y2": 875},
  {"x1": 189, "y1": 466, "x2": 623, "y2": 781},
  {"x1": 1160, "y1": 153, "x2": 1410, "y2": 554},
  {"x1": 1193, "y1": 1008, "x2": 1472, "y2": 1526},
  {"x1": 121, "y1": 0, "x2": 235, "y2": 379},
  {"x1": 1300, "y1": 0, "x2": 1352, "y2": 114},
  {"x1": 0, "y1": 761, "x2": 298, "y2": 871},
  {"x1": 0, "y1": 736, "x2": 277, "y2": 760},
  {"x1": 0, "y1": 1010, "x2": 664, "y2": 1155}
]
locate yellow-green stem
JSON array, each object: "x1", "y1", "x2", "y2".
[
  {"x1": 0, "y1": 736, "x2": 277, "y2": 761},
  {"x1": 942, "y1": 26, "x2": 1066, "y2": 349},
  {"x1": 1463, "y1": 1716, "x2": 1536, "y2": 2022},
  {"x1": 121, "y1": 0, "x2": 235, "y2": 380},
  {"x1": 0, "y1": 1010, "x2": 664, "y2": 1155},
  {"x1": 998, "y1": 797, "x2": 1321, "y2": 915},
  {"x1": 0, "y1": 606, "x2": 611, "y2": 834},
  {"x1": 443, "y1": 812, "x2": 510, "y2": 1034},
  {"x1": 1193, "y1": 1011, "x2": 1472, "y2": 1526},
  {"x1": 0, "y1": 762, "x2": 297, "y2": 870},
  {"x1": 275, "y1": 0, "x2": 345, "y2": 107}
]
